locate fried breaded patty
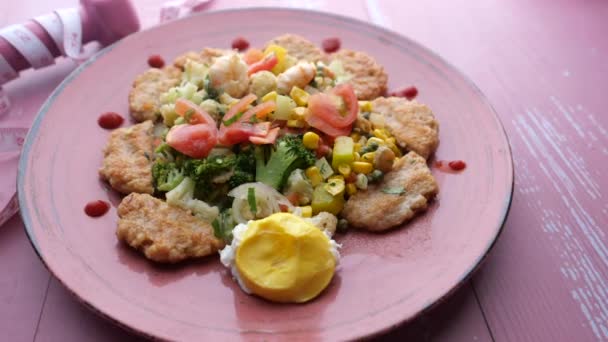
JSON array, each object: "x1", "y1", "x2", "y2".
[
  {"x1": 128, "y1": 66, "x2": 181, "y2": 122},
  {"x1": 331, "y1": 49, "x2": 387, "y2": 100},
  {"x1": 99, "y1": 120, "x2": 154, "y2": 194},
  {"x1": 342, "y1": 152, "x2": 438, "y2": 231},
  {"x1": 173, "y1": 47, "x2": 232, "y2": 69},
  {"x1": 117, "y1": 193, "x2": 224, "y2": 263},
  {"x1": 265, "y1": 34, "x2": 326, "y2": 62},
  {"x1": 371, "y1": 97, "x2": 439, "y2": 159}
]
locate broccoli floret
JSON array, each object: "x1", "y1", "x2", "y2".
[
  {"x1": 183, "y1": 155, "x2": 236, "y2": 184},
  {"x1": 152, "y1": 161, "x2": 185, "y2": 192},
  {"x1": 228, "y1": 147, "x2": 256, "y2": 188},
  {"x1": 255, "y1": 135, "x2": 317, "y2": 190}
]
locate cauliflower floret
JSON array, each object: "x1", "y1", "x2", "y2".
[
  {"x1": 248, "y1": 71, "x2": 277, "y2": 98},
  {"x1": 199, "y1": 99, "x2": 226, "y2": 122},
  {"x1": 166, "y1": 177, "x2": 219, "y2": 223},
  {"x1": 305, "y1": 212, "x2": 338, "y2": 237}
]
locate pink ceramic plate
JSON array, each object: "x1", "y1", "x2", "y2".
[{"x1": 18, "y1": 8, "x2": 513, "y2": 341}]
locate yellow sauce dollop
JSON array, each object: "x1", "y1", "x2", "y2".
[{"x1": 235, "y1": 213, "x2": 337, "y2": 303}]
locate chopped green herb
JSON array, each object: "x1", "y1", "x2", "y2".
[
  {"x1": 381, "y1": 187, "x2": 406, "y2": 195},
  {"x1": 223, "y1": 111, "x2": 243, "y2": 126},
  {"x1": 184, "y1": 108, "x2": 195, "y2": 122},
  {"x1": 212, "y1": 218, "x2": 221, "y2": 238},
  {"x1": 204, "y1": 75, "x2": 220, "y2": 100},
  {"x1": 247, "y1": 187, "x2": 257, "y2": 216},
  {"x1": 337, "y1": 218, "x2": 349, "y2": 233}
]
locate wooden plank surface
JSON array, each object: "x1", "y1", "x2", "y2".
[
  {"x1": 0, "y1": 215, "x2": 50, "y2": 341},
  {"x1": 378, "y1": 0, "x2": 608, "y2": 340}
]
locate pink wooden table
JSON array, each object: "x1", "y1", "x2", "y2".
[{"x1": 1, "y1": 0, "x2": 607, "y2": 341}]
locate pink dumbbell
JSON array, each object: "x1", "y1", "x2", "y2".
[{"x1": 0, "y1": 0, "x2": 140, "y2": 83}]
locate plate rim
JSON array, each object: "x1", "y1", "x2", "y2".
[{"x1": 17, "y1": 6, "x2": 514, "y2": 340}]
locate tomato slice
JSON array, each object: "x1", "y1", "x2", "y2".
[
  {"x1": 304, "y1": 112, "x2": 352, "y2": 137},
  {"x1": 306, "y1": 84, "x2": 358, "y2": 129},
  {"x1": 248, "y1": 53, "x2": 278, "y2": 76},
  {"x1": 243, "y1": 48, "x2": 264, "y2": 65},
  {"x1": 166, "y1": 124, "x2": 218, "y2": 158},
  {"x1": 219, "y1": 122, "x2": 271, "y2": 145},
  {"x1": 174, "y1": 99, "x2": 217, "y2": 125},
  {"x1": 222, "y1": 94, "x2": 257, "y2": 124},
  {"x1": 249, "y1": 127, "x2": 280, "y2": 144},
  {"x1": 240, "y1": 101, "x2": 276, "y2": 122}
]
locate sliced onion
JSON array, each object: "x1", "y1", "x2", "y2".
[{"x1": 228, "y1": 182, "x2": 293, "y2": 224}]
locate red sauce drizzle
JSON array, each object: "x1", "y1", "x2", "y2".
[
  {"x1": 448, "y1": 160, "x2": 467, "y2": 171},
  {"x1": 98, "y1": 112, "x2": 124, "y2": 129},
  {"x1": 322, "y1": 37, "x2": 341, "y2": 53},
  {"x1": 231, "y1": 37, "x2": 250, "y2": 51},
  {"x1": 147, "y1": 54, "x2": 165, "y2": 68},
  {"x1": 84, "y1": 200, "x2": 110, "y2": 217},
  {"x1": 434, "y1": 160, "x2": 467, "y2": 173},
  {"x1": 389, "y1": 86, "x2": 418, "y2": 100}
]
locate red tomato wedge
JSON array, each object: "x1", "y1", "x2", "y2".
[
  {"x1": 248, "y1": 53, "x2": 278, "y2": 76},
  {"x1": 243, "y1": 48, "x2": 264, "y2": 65},
  {"x1": 166, "y1": 124, "x2": 218, "y2": 158},
  {"x1": 240, "y1": 101, "x2": 276, "y2": 122},
  {"x1": 249, "y1": 127, "x2": 280, "y2": 144},
  {"x1": 219, "y1": 122, "x2": 271, "y2": 145},
  {"x1": 305, "y1": 113, "x2": 352, "y2": 137},
  {"x1": 222, "y1": 94, "x2": 257, "y2": 124},
  {"x1": 306, "y1": 83, "x2": 358, "y2": 129},
  {"x1": 174, "y1": 99, "x2": 217, "y2": 125}
]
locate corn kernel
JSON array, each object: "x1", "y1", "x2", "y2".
[
  {"x1": 303, "y1": 132, "x2": 320, "y2": 149},
  {"x1": 352, "y1": 161, "x2": 374, "y2": 174},
  {"x1": 305, "y1": 166, "x2": 323, "y2": 186},
  {"x1": 350, "y1": 132, "x2": 361, "y2": 142},
  {"x1": 287, "y1": 119, "x2": 306, "y2": 128},
  {"x1": 338, "y1": 164, "x2": 351, "y2": 177},
  {"x1": 373, "y1": 129, "x2": 389, "y2": 140},
  {"x1": 289, "y1": 87, "x2": 310, "y2": 106},
  {"x1": 346, "y1": 183, "x2": 358, "y2": 196},
  {"x1": 324, "y1": 177, "x2": 345, "y2": 196},
  {"x1": 293, "y1": 107, "x2": 307, "y2": 119},
  {"x1": 385, "y1": 137, "x2": 396, "y2": 145},
  {"x1": 367, "y1": 137, "x2": 385, "y2": 146},
  {"x1": 362, "y1": 152, "x2": 376, "y2": 163},
  {"x1": 353, "y1": 152, "x2": 361, "y2": 161},
  {"x1": 386, "y1": 142, "x2": 402, "y2": 157},
  {"x1": 262, "y1": 91, "x2": 277, "y2": 103},
  {"x1": 300, "y1": 206, "x2": 312, "y2": 218},
  {"x1": 358, "y1": 101, "x2": 373, "y2": 112},
  {"x1": 354, "y1": 143, "x2": 362, "y2": 153}
]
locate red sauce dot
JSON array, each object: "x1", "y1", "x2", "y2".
[
  {"x1": 322, "y1": 37, "x2": 341, "y2": 53},
  {"x1": 84, "y1": 200, "x2": 110, "y2": 217},
  {"x1": 231, "y1": 37, "x2": 250, "y2": 51},
  {"x1": 448, "y1": 160, "x2": 467, "y2": 171},
  {"x1": 390, "y1": 86, "x2": 418, "y2": 100},
  {"x1": 147, "y1": 55, "x2": 165, "y2": 68},
  {"x1": 434, "y1": 160, "x2": 443, "y2": 168},
  {"x1": 98, "y1": 112, "x2": 124, "y2": 129}
]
